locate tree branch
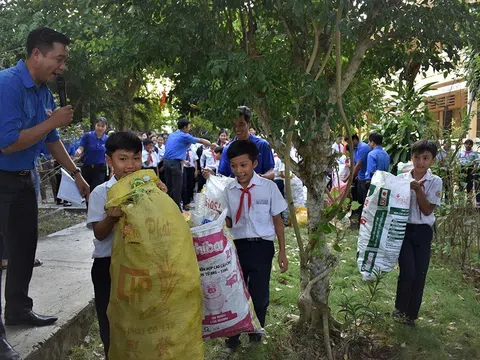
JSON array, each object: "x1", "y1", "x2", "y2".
[
  {"x1": 285, "y1": 115, "x2": 306, "y2": 264},
  {"x1": 276, "y1": 0, "x2": 295, "y2": 46},
  {"x1": 306, "y1": 20, "x2": 320, "y2": 74},
  {"x1": 314, "y1": 35, "x2": 334, "y2": 81}
]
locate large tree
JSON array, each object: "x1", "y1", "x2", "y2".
[{"x1": 114, "y1": 0, "x2": 477, "y2": 337}]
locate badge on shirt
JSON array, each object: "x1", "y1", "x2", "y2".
[{"x1": 256, "y1": 199, "x2": 269, "y2": 205}]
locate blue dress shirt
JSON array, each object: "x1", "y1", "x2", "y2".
[
  {"x1": 217, "y1": 134, "x2": 275, "y2": 177},
  {"x1": 0, "y1": 60, "x2": 59, "y2": 171},
  {"x1": 365, "y1": 146, "x2": 390, "y2": 180},
  {"x1": 164, "y1": 130, "x2": 199, "y2": 160},
  {"x1": 79, "y1": 131, "x2": 107, "y2": 165},
  {"x1": 354, "y1": 141, "x2": 371, "y2": 181}
]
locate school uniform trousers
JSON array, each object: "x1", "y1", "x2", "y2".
[
  {"x1": 227, "y1": 239, "x2": 274, "y2": 345},
  {"x1": 91, "y1": 257, "x2": 111, "y2": 359},
  {"x1": 395, "y1": 223, "x2": 432, "y2": 320}
]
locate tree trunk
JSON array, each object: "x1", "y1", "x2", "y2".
[{"x1": 295, "y1": 119, "x2": 337, "y2": 329}]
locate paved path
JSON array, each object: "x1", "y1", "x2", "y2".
[{"x1": 3, "y1": 223, "x2": 95, "y2": 360}]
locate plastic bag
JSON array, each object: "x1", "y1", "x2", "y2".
[
  {"x1": 397, "y1": 161, "x2": 413, "y2": 175},
  {"x1": 205, "y1": 176, "x2": 235, "y2": 212},
  {"x1": 106, "y1": 170, "x2": 203, "y2": 360},
  {"x1": 190, "y1": 210, "x2": 262, "y2": 339},
  {"x1": 357, "y1": 171, "x2": 411, "y2": 281}
]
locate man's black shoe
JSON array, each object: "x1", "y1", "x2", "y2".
[
  {"x1": 5, "y1": 311, "x2": 57, "y2": 327},
  {"x1": 0, "y1": 338, "x2": 22, "y2": 360}
]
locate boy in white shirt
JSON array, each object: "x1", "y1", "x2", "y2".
[
  {"x1": 394, "y1": 140, "x2": 442, "y2": 328},
  {"x1": 142, "y1": 139, "x2": 159, "y2": 175},
  {"x1": 87, "y1": 132, "x2": 166, "y2": 359},
  {"x1": 224, "y1": 140, "x2": 288, "y2": 351}
]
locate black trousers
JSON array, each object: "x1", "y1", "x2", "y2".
[
  {"x1": 91, "y1": 257, "x2": 111, "y2": 359},
  {"x1": 164, "y1": 159, "x2": 183, "y2": 209},
  {"x1": 227, "y1": 239, "x2": 274, "y2": 346},
  {"x1": 274, "y1": 179, "x2": 285, "y2": 197},
  {"x1": 395, "y1": 224, "x2": 432, "y2": 320},
  {"x1": 0, "y1": 171, "x2": 39, "y2": 337},
  {"x1": 461, "y1": 166, "x2": 480, "y2": 203},
  {"x1": 356, "y1": 180, "x2": 368, "y2": 221},
  {"x1": 197, "y1": 171, "x2": 207, "y2": 193},
  {"x1": 182, "y1": 167, "x2": 195, "y2": 207},
  {"x1": 81, "y1": 164, "x2": 107, "y2": 193}
]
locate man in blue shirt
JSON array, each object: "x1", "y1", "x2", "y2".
[
  {"x1": 351, "y1": 134, "x2": 371, "y2": 222},
  {"x1": 0, "y1": 28, "x2": 90, "y2": 359},
  {"x1": 163, "y1": 117, "x2": 211, "y2": 208},
  {"x1": 365, "y1": 132, "x2": 390, "y2": 182},
  {"x1": 216, "y1": 106, "x2": 275, "y2": 180}
]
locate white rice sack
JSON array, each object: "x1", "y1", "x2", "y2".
[
  {"x1": 205, "y1": 176, "x2": 235, "y2": 212},
  {"x1": 357, "y1": 171, "x2": 412, "y2": 281}
]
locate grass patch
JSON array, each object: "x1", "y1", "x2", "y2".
[
  {"x1": 69, "y1": 227, "x2": 480, "y2": 360},
  {"x1": 38, "y1": 210, "x2": 86, "y2": 237}
]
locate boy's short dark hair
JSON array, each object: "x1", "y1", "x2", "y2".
[
  {"x1": 214, "y1": 146, "x2": 224, "y2": 154},
  {"x1": 142, "y1": 139, "x2": 154, "y2": 147},
  {"x1": 237, "y1": 106, "x2": 252, "y2": 123},
  {"x1": 177, "y1": 117, "x2": 190, "y2": 129},
  {"x1": 106, "y1": 132, "x2": 142, "y2": 157},
  {"x1": 227, "y1": 140, "x2": 258, "y2": 162},
  {"x1": 411, "y1": 140, "x2": 438, "y2": 158},
  {"x1": 369, "y1": 132, "x2": 383, "y2": 146},
  {"x1": 27, "y1": 27, "x2": 70, "y2": 57},
  {"x1": 464, "y1": 139, "x2": 474, "y2": 146},
  {"x1": 352, "y1": 134, "x2": 359, "y2": 141}
]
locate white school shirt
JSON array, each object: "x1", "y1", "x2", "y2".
[
  {"x1": 456, "y1": 149, "x2": 479, "y2": 166},
  {"x1": 184, "y1": 145, "x2": 198, "y2": 168},
  {"x1": 142, "y1": 149, "x2": 160, "y2": 167},
  {"x1": 274, "y1": 156, "x2": 285, "y2": 181},
  {"x1": 156, "y1": 144, "x2": 165, "y2": 161},
  {"x1": 224, "y1": 172, "x2": 287, "y2": 241},
  {"x1": 201, "y1": 148, "x2": 217, "y2": 170},
  {"x1": 86, "y1": 176, "x2": 117, "y2": 258},
  {"x1": 331, "y1": 142, "x2": 345, "y2": 154},
  {"x1": 397, "y1": 170, "x2": 442, "y2": 227}
]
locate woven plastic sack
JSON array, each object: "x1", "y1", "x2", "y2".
[
  {"x1": 357, "y1": 171, "x2": 411, "y2": 281},
  {"x1": 295, "y1": 206, "x2": 308, "y2": 226},
  {"x1": 106, "y1": 170, "x2": 203, "y2": 359},
  {"x1": 204, "y1": 176, "x2": 235, "y2": 212},
  {"x1": 190, "y1": 210, "x2": 262, "y2": 339}
]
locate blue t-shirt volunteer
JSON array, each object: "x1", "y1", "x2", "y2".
[
  {"x1": 164, "y1": 130, "x2": 199, "y2": 160},
  {"x1": 79, "y1": 131, "x2": 107, "y2": 165},
  {"x1": 365, "y1": 146, "x2": 390, "y2": 180},
  {"x1": 217, "y1": 134, "x2": 275, "y2": 177},
  {"x1": 0, "y1": 60, "x2": 60, "y2": 171},
  {"x1": 354, "y1": 141, "x2": 370, "y2": 181}
]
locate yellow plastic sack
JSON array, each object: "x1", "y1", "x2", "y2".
[
  {"x1": 106, "y1": 170, "x2": 203, "y2": 360},
  {"x1": 296, "y1": 206, "x2": 308, "y2": 226}
]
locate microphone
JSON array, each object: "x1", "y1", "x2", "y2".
[{"x1": 56, "y1": 75, "x2": 67, "y2": 107}]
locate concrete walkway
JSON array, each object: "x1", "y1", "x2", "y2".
[{"x1": 3, "y1": 222, "x2": 95, "y2": 360}]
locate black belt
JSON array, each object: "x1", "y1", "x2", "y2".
[
  {"x1": 236, "y1": 237, "x2": 264, "y2": 242},
  {"x1": 0, "y1": 169, "x2": 31, "y2": 177},
  {"x1": 83, "y1": 164, "x2": 106, "y2": 169}
]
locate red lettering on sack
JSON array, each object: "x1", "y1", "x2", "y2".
[{"x1": 118, "y1": 265, "x2": 152, "y2": 304}]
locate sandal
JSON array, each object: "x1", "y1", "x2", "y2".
[{"x1": 33, "y1": 259, "x2": 43, "y2": 267}]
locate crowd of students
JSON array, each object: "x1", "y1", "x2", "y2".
[{"x1": 1, "y1": 26, "x2": 477, "y2": 360}]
